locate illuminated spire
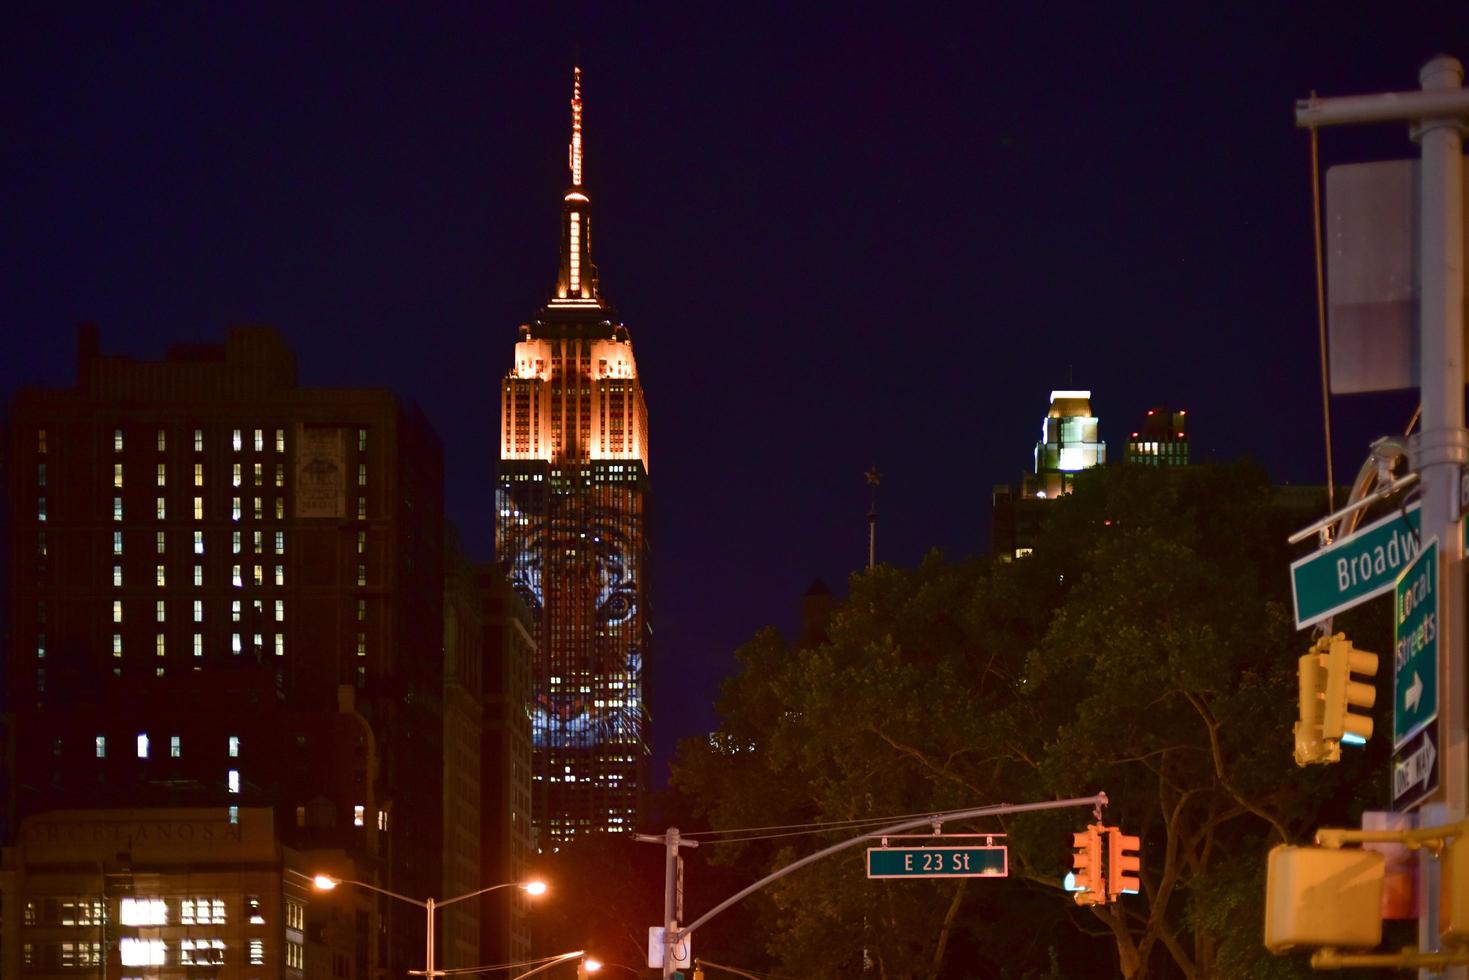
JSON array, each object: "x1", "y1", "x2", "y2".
[
  {"x1": 554, "y1": 66, "x2": 596, "y2": 303},
  {"x1": 569, "y1": 66, "x2": 583, "y2": 188}
]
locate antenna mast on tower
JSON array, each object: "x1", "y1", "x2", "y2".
[{"x1": 865, "y1": 466, "x2": 881, "y2": 570}]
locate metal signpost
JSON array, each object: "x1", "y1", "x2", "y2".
[{"x1": 1296, "y1": 55, "x2": 1467, "y2": 973}]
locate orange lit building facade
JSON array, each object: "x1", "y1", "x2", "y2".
[{"x1": 497, "y1": 70, "x2": 651, "y2": 847}]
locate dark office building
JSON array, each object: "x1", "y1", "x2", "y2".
[
  {"x1": 437, "y1": 543, "x2": 537, "y2": 971},
  {"x1": 477, "y1": 569, "x2": 536, "y2": 965},
  {"x1": 2, "y1": 325, "x2": 446, "y2": 977},
  {"x1": 1126, "y1": 407, "x2": 1190, "y2": 467},
  {"x1": 497, "y1": 69, "x2": 652, "y2": 847}
]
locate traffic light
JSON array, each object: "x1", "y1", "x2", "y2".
[
  {"x1": 1294, "y1": 642, "x2": 1340, "y2": 766},
  {"x1": 1107, "y1": 828, "x2": 1141, "y2": 898},
  {"x1": 1071, "y1": 824, "x2": 1104, "y2": 906},
  {"x1": 1321, "y1": 634, "x2": 1377, "y2": 745}
]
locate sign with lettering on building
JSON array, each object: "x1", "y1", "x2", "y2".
[{"x1": 294, "y1": 425, "x2": 347, "y2": 519}]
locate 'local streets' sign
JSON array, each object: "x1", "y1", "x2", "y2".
[
  {"x1": 866, "y1": 845, "x2": 1008, "y2": 879},
  {"x1": 1291, "y1": 503, "x2": 1421, "y2": 629},
  {"x1": 1393, "y1": 537, "x2": 1438, "y2": 748}
]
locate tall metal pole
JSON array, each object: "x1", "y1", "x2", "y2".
[
  {"x1": 1413, "y1": 55, "x2": 1468, "y2": 977},
  {"x1": 1295, "y1": 56, "x2": 1469, "y2": 974},
  {"x1": 866, "y1": 466, "x2": 881, "y2": 571},
  {"x1": 663, "y1": 828, "x2": 680, "y2": 980},
  {"x1": 426, "y1": 896, "x2": 437, "y2": 979}
]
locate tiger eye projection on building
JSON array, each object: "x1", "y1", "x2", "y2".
[{"x1": 497, "y1": 68, "x2": 651, "y2": 849}]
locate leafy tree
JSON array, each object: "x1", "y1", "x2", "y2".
[{"x1": 673, "y1": 461, "x2": 1385, "y2": 979}]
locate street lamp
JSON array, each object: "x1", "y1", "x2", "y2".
[{"x1": 312, "y1": 873, "x2": 548, "y2": 978}]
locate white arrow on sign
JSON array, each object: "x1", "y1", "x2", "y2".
[
  {"x1": 1405, "y1": 672, "x2": 1424, "y2": 713},
  {"x1": 1394, "y1": 736, "x2": 1438, "y2": 799}
]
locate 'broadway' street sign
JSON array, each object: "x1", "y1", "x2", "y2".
[{"x1": 1291, "y1": 503, "x2": 1421, "y2": 629}]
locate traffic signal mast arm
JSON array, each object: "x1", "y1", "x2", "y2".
[
  {"x1": 1314, "y1": 817, "x2": 1469, "y2": 852},
  {"x1": 642, "y1": 793, "x2": 1110, "y2": 978}
]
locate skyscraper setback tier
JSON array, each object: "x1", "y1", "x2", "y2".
[{"x1": 497, "y1": 68, "x2": 651, "y2": 847}]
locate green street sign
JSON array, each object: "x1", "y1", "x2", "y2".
[
  {"x1": 866, "y1": 846, "x2": 1008, "y2": 879},
  {"x1": 1393, "y1": 537, "x2": 1439, "y2": 748},
  {"x1": 1290, "y1": 503, "x2": 1421, "y2": 629}
]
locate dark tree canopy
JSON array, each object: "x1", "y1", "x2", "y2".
[{"x1": 672, "y1": 461, "x2": 1388, "y2": 979}]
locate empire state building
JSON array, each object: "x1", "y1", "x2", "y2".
[{"x1": 497, "y1": 69, "x2": 650, "y2": 848}]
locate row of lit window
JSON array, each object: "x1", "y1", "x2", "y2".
[
  {"x1": 101, "y1": 528, "x2": 290, "y2": 556},
  {"x1": 23, "y1": 898, "x2": 103, "y2": 927},
  {"x1": 103, "y1": 597, "x2": 289, "y2": 621},
  {"x1": 103, "y1": 494, "x2": 288, "y2": 522},
  {"x1": 118, "y1": 937, "x2": 244, "y2": 967},
  {"x1": 95, "y1": 631, "x2": 287, "y2": 657},
  {"x1": 106, "y1": 461, "x2": 290, "y2": 489},
  {"x1": 104, "y1": 427, "x2": 289, "y2": 454},
  {"x1": 32, "y1": 893, "x2": 288, "y2": 925},
  {"x1": 20, "y1": 942, "x2": 102, "y2": 969},
  {"x1": 110, "y1": 562, "x2": 291, "y2": 590},
  {"x1": 36, "y1": 426, "x2": 370, "y2": 455},
  {"x1": 94, "y1": 733, "x2": 241, "y2": 759},
  {"x1": 31, "y1": 936, "x2": 276, "y2": 969},
  {"x1": 293, "y1": 804, "x2": 382, "y2": 830},
  {"x1": 104, "y1": 561, "x2": 288, "y2": 596},
  {"x1": 78, "y1": 534, "x2": 292, "y2": 567}
]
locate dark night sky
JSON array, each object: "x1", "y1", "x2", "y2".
[{"x1": 3, "y1": 5, "x2": 1463, "y2": 779}]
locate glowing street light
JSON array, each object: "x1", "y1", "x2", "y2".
[{"x1": 311, "y1": 873, "x2": 547, "y2": 978}]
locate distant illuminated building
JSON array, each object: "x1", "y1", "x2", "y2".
[
  {"x1": 992, "y1": 389, "x2": 1106, "y2": 560},
  {"x1": 1126, "y1": 407, "x2": 1189, "y2": 466},
  {"x1": 496, "y1": 68, "x2": 650, "y2": 848},
  {"x1": 1028, "y1": 389, "x2": 1106, "y2": 498}
]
